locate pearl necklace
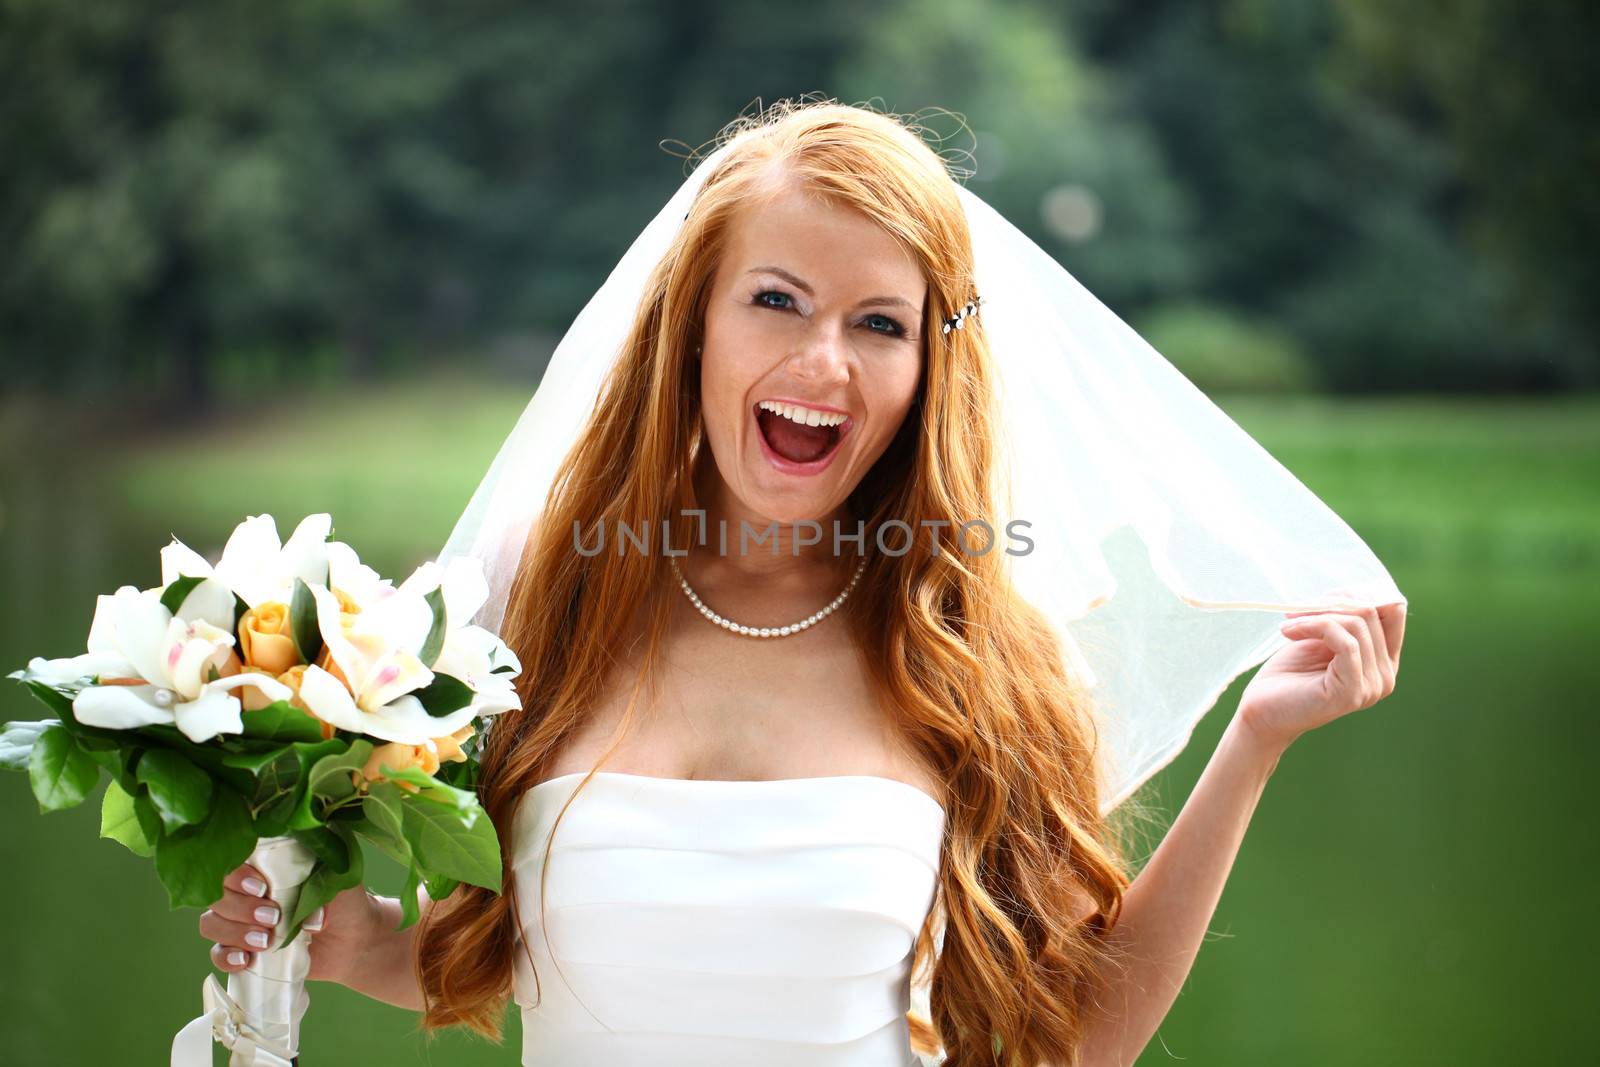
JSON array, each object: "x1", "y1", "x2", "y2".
[{"x1": 669, "y1": 555, "x2": 867, "y2": 639}]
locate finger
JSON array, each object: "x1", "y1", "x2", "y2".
[
  {"x1": 210, "y1": 941, "x2": 254, "y2": 973},
  {"x1": 1309, "y1": 609, "x2": 1377, "y2": 707},
  {"x1": 1345, "y1": 605, "x2": 1384, "y2": 706},
  {"x1": 1283, "y1": 615, "x2": 1363, "y2": 696},
  {"x1": 1378, "y1": 601, "x2": 1407, "y2": 669},
  {"x1": 1361, "y1": 604, "x2": 1397, "y2": 696},
  {"x1": 199, "y1": 907, "x2": 275, "y2": 953},
  {"x1": 224, "y1": 864, "x2": 272, "y2": 902},
  {"x1": 210, "y1": 887, "x2": 282, "y2": 928}
]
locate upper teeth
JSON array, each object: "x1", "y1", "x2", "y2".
[{"x1": 758, "y1": 400, "x2": 847, "y2": 428}]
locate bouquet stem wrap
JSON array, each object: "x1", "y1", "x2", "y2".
[{"x1": 171, "y1": 836, "x2": 316, "y2": 1066}]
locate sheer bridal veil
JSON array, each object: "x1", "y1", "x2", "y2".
[{"x1": 436, "y1": 135, "x2": 1406, "y2": 819}]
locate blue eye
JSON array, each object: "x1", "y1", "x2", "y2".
[
  {"x1": 753, "y1": 290, "x2": 906, "y2": 338},
  {"x1": 864, "y1": 313, "x2": 905, "y2": 336}
]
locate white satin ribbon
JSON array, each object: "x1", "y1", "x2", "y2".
[
  {"x1": 171, "y1": 836, "x2": 317, "y2": 1066},
  {"x1": 171, "y1": 971, "x2": 304, "y2": 1067}
]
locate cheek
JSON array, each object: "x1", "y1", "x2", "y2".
[
  {"x1": 874, "y1": 359, "x2": 922, "y2": 424},
  {"x1": 697, "y1": 349, "x2": 756, "y2": 448},
  {"x1": 699, "y1": 312, "x2": 778, "y2": 414},
  {"x1": 699, "y1": 347, "x2": 743, "y2": 418},
  {"x1": 848, "y1": 363, "x2": 921, "y2": 462}
]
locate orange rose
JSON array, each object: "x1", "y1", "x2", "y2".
[
  {"x1": 274, "y1": 663, "x2": 336, "y2": 740},
  {"x1": 432, "y1": 723, "x2": 476, "y2": 765},
  {"x1": 361, "y1": 741, "x2": 440, "y2": 793},
  {"x1": 276, "y1": 663, "x2": 310, "y2": 706},
  {"x1": 238, "y1": 602, "x2": 299, "y2": 674},
  {"x1": 236, "y1": 666, "x2": 285, "y2": 712},
  {"x1": 360, "y1": 724, "x2": 474, "y2": 794}
]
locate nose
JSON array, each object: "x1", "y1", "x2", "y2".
[{"x1": 787, "y1": 324, "x2": 850, "y2": 388}]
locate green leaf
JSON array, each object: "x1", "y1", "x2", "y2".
[
  {"x1": 418, "y1": 586, "x2": 449, "y2": 669},
  {"x1": 412, "y1": 673, "x2": 474, "y2": 718},
  {"x1": 288, "y1": 739, "x2": 372, "y2": 830},
  {"x1": 130, "y1": 727, "x2": 254, "y2": 795},
  {"x1": 219, "y1": 743, "x2": 294, "y2": 775},
  {"x1": 153, "y1": 790, "x2": 256, "y2": 909},
  {"x1": 248, "y1": 751, "x2": 304, "y2": 838},
  {"x1": 377, "y1": 764, "x2": 477, "y2": 812},
  {"x1": 159, "y1": 575, "x2": 207, "y2": 616},
  {"x1": 232, "y1": 593, "x2": 251, "y2": 634},
  {"x1": 134, "y1": 792, "x2": 163, "y2": 845},
  {"x1": 17, "y1": 679, "x2": 75, "y2": 720},
  {"x1": 423, "y1": 871, "x2": 460, "y2": 901},
  {"x1": 401, "y1": 796, "x2": 501, "y2": 891},
  {"x1": 435, "y1": 756, "x2": 479, "y2": 791},
  {"x1": 291, "y1": 825, "x2": 352, "y2": 873},
  {"x1": 27, "y1": 725, "x2": 99, "y2": 812},
  {"x1": 136, "y1": 749, "x2": 215, "y2": 831},
  {"x1": 283, "y1": 827, "x2": 364, "y2": 947},
  {"x1": 308, "y1": 739, "x2": 372, "y2": 800},
  {"x1": 357, "y1": 781, "x2": 410, "y2": 864},
  {"x1": 490, "y1": 664, "x2": 515, "y2": 674},
  {"x1": 292, "y1": 737, "x2": 347, "y2": 771},
  {"x1": 240, "y1": 700, "x2": 328, "y2": 743},
  {"x1": 0, "y1": 719, "x2": 50, "y2": 771},
  {"x1": 109, "y1": 747, "x2": 142, "y2": 795},
  {"x1": 80, "y1": 743, "x2": 123, "y2": 783},
  {"x1": 290, "y1": 578, "x2": 323, "y2": 666},
  {"x1": 101, "y1": 779, "x2": 160, "y2": 857},
  {"x1": 397, "y1": 864, "x2": 422, "y2": 930}
]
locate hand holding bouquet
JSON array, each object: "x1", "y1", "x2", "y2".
[{"x1": 2, "y1": 513, "x2": 521, "y2": 1065}]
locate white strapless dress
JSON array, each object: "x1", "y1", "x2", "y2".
[{"x1": 510, "y1": 770, "x2": 946, "y2": 1066}]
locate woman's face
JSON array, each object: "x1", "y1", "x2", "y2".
[{"x1": 698, "y1": 177, "x2": 927, "y2": 528}]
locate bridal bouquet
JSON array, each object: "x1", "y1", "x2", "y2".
[{"x1": 1, "y1": 512, "x2": 521, "y2": 1065}]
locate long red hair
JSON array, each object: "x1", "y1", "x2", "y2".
[{"x1": 414, "y1": 96, "x2": 1140, "y2": 1066}]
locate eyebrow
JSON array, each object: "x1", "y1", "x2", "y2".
[{"x1": 747, "y1": 265, "x2": 921, "y2": 313}]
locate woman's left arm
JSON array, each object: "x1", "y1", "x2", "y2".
[{"x1": 1074, "y1": 600, "x2": 1407, "y2": 1067}]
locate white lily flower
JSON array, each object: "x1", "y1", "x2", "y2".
[
  {"x1": 294, "y1": 556, "x2": 520, "y2": 744},
  {"x1": 326, "y1": 540, "x2": 394, "y2": 607},
  {"x1": 295, "y1": 582, "x2": 439, "y2": 743},
  {"x1": 434, "y1": 624, "x2": 520, "y2": 698},
  {"x1": 23, "y1": 651, "x2": 138, "y2": 688},
  {"x1": 37, "y1": 584, "x2": 295, "y2": 743},
  {"x1": 160, "y1": 513, "x2": 335, "y2": 610},
  {"x1": 423, "y1": 553, "x2": 520, "y2": 719},
  {"x1": 396, "y1": 554, "x2": 491, "y2": 632}
]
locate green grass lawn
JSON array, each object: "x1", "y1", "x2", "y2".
[{"x1": 1, "y1": 379, "x2": 1595, "y2": 1065}]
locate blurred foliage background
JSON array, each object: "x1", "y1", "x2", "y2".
[
  {"x1": 3, "y1": 0, "x2": 1595, "y2": 404},
  {"x1": 1, "y1": 0, "x2": 1595, "y2": 1064}
]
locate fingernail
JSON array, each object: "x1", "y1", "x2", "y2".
[
  {"x1": 246, "y1": 930, "x2": 270, "y2": 949},
  {"x1": 254, "y1": 905, "x2": 280, "y2": 926},
  {"x1": 242, "y1": 876, "x2": 267, "y2": 897},
  {"x1": 304, "y1": 906, "x2": 326, "y2": 932},
  {"x1": 227, "y1": 950, "x2": 249, "y2": 966}
]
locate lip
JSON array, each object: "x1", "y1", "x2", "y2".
[{"x1": 752, "y1": 402, "x2": 854, "y2": 477}]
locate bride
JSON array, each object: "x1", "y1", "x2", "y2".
[{"x1": 195, "y1": 99, "x2": 1405, "y2": 1066}]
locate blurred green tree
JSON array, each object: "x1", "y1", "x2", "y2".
[{"x1": 1331, "y1": 0, "x2": 1599, "y2": 386}]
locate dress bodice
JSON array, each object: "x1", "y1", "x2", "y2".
[{"x1": 510, "y1": 770, "x2": 946, "y2": 1066}]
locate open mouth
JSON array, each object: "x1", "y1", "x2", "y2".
[{"x1": 754, "y1": 403, "x2": 850, "y2": 468}]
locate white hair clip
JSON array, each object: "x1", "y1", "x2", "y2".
[{"x1": 941, "y1": 295, "x2": 983, "y2": 335}]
